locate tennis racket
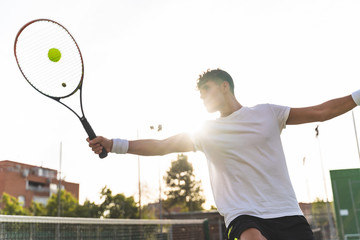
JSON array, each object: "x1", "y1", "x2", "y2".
[{"x1": 14, "y1": 19, "x2": 107, "y2": 159}]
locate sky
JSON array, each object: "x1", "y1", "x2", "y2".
[{"x1": 1, "y1": 0, "x2": 360, "y2": 209}]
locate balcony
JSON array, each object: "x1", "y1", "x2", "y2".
[{"x1": 26, "y1": 181, "x2": 50, "y2": 193}]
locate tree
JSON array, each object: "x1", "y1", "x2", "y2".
[
  {"x1": 163, "y1": 154, "x2": 205, "y2": 212},
  {"x1": 100, "y1": 186, "x2": 138, "y2": 219},
  {"x1": 1, "y1": 188, "x2": 140, "y2": 218},
  {"x1": 76, "y1": 199, "x2": 102, "y2": 218},
  {"x1": 312, "y1": 198, "x2": 335, "y2": 227},
  {"x1": 46, "y1": 190, "x2": 78, "y2": 217},
  {"x1": 29, "y1": 202, "x2": 47, "y2": 216},
  {"x1": 0, "y1": 193, "x2": 29, "y2": 215}
]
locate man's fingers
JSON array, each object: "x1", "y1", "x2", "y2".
[
  {"x1": 87, "y1": 136, "x2": 103, "y2": 146},
  {"x1": 87, "y1": 136, "x2": 110, "y2": 155},
  {"x1": 90, "y1": 144, "x2": 103, "y2": 154},
  {"x1": 95, "y1": 146, "x2": 104, "y2": 154}
]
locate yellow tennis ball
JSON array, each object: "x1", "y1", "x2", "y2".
[{"x1": 48, "y1": 48, "x2": 61, "y2": 62}]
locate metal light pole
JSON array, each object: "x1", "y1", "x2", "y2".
[
  {"x1": 58, "y1": 141, "x2": 62, "y2": 217},
  {"x1": 56, "y1": 141, "x2": 62, "y2": 240},
  {"x1": 315, "y1": 125, "x2": 336, "y2": 239},
  {"x1": 137, "y1": 129, "x2": 142, "y2": 219},
  {"x1": 302, "y1": 157, "x2": 312, "y2": 203},
  {"x1": 150, "y1": 124, "x2": 163, "y2": 220},
  {"x1": 352, "y1": 111, "x2": 360, "y2": 165}
]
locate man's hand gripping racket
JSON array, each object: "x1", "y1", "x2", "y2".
[{"x1": 14, "y1": 19, "x2": 107, "y2": 158}]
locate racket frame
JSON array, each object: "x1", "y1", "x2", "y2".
[{"x1": 14, "y1": 19, "x2": 107, "y2": 158}]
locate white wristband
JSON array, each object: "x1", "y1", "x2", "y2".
[
  {"x1": 111, "y1": 139, "x2": 129, "y2": 154},
  {"x1": 352, "y1": 90, "x2": 360, "y2": 106}
]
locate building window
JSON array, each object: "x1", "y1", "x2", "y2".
[
  {"x1": 26, "y1": 181, "x2": 49, "y2": 192},
  {"x1": 33, "y1": 196, "x2": 49, "y2": 206},
  {"x1": 18, "y1": 196, "x2": 25, "y2": 207},
  {"x1": 50, "y1": 183, "x2": 58, "y2": 195}
]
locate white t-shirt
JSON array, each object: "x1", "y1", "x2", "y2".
[{"x1": 191, "y1": 104, "x2": 303, "y2": 227}]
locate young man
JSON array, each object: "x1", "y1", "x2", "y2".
[{"x1": 88, "y1": 69, "x2": 359, "y2": 240}]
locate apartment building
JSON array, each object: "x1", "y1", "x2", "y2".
[{"x1": 0, "y1": 160, "x2": 79, "y2": 208}]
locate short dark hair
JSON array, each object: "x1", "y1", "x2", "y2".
[{"x1": 197, "y1": 69, "x2": 235, "y2": 94}]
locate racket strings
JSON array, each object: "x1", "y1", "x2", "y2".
[
  {"x1": 18, "y1": 33, "x2": 80, "y2": 94},
  {"x1": 19, "y1": 54, "x2": 81, "y2": 94},
  {"x1": 15, "y1": 20, "x2": 83, "y2": 98}
]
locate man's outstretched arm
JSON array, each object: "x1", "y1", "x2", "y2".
[
  {"x1": 286, "y1": 92, "x2": 358, "y2": 125},
  {"x1": 88, "y1": 132, "x2": 195, "y2": 156}
]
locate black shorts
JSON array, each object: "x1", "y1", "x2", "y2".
[{"x1": 226, "y1": 215, "x2": 315, "y2": 240}]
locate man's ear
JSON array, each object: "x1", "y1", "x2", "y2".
[{"x1": 222, "y1": 81, "x2": 230, "y2": 93}]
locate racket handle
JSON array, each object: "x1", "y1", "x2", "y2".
[{"x1": 80, "y1": 117, "x2": 108, "y2": 159}]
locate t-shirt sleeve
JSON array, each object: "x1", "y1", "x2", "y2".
[
  {"x1": 269, "y1": 104, "x2": 291, "y2": 130},
  {"x1": 189, "y1": 122, "x2": 210, "y2": 152},
  {"x1": 189, "y1": 133, "x2": 201, "y2": 152}
]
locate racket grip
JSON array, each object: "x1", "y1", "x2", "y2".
[{"x1": 80, "y1": 117, "x2": 108, "y2": 159}]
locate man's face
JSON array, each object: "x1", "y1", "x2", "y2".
[{"x1": 199, "y1": 80, "x2": 225, "y2": 113}]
